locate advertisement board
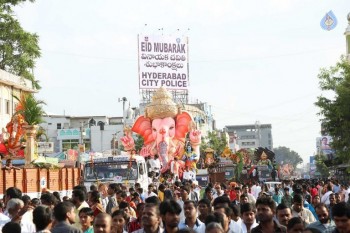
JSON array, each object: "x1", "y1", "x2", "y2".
[
  {"x1": 316, "y1": 136, "x2": 335, "y2": 160},
  {"x1": 138, "y1": 35, "x2": 189, "y2": 90}
]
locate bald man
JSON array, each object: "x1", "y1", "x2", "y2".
[{"x1": 94, "y1": 213, "x2": 112, "y2": 233}]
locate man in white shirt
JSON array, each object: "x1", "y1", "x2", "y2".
[
  {"x1": 215, "y1": 206, "x2": 243, "y2": 233},
  {"x1": 242, "y1": 185, "x2": 256, "y2": 204},
  {"x1": 151, "y1": 155, "x2": 161, "y2": 176},
  {"x1": 321, "y1": 184, "x2": 333, "y2": 205},
  {"x1": 240, "y1": 203, "x2": 258, "y2": 233},
  {"x1": 292, "y1": 194, "x2": 316, "y2": 225}
]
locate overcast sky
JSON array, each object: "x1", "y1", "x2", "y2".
[{"x1": 14, "y1": 0, "x2": 350, "y2": 164}]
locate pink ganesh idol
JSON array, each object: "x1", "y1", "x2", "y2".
[{"x1": 124, "y1": 87, "x2": 201, "y2": 173}]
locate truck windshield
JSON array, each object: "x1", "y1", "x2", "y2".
[{"x1": 84, "y1": 161, "x2": 138, "y2": 181}]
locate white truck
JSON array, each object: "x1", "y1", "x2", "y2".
[{"x1": 83, "y1": 155, "x2": 149, "y2": 190}]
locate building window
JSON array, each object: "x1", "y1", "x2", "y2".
[
  {"x1": 5, "y1": 100, "x2": 10, "y2": 114},
  {"x1": 62, "y1": 139, "x2": 79, "y2": 151},
  {"x1": 57, "y1": 123, "x2": 62, "y2": 129}
]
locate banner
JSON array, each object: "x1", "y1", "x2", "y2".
[
  {"x1": 316, "y1": 136, "x2": 335, "y2": 160},
  {"x1": 138, "y1": 35, "x2": 189, "y2": 90}
]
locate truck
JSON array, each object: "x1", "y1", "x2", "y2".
[{"x1": 83, "y1": 155, "x2": 149, "y2": 191}]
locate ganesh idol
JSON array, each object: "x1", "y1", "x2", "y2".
[{"x1": 122, "y1": 87, "x2": 201, "y2": 173}]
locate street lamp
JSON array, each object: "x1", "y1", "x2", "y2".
[{"x1": 118, "y1": 97, "x2": 128, "y2": 126}]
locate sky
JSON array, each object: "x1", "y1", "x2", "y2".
[{"x1": 13, "y1": 0, "x2": 350, "y2": 164}]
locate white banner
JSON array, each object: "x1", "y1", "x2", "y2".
[{"x1": 138, "y1": 35, "x2": 189, "y2": 90}]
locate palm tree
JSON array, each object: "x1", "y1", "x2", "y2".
[{"x1": 13, "y1": 93, "x2": 46, "y2": 125}]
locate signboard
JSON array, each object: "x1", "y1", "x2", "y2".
[
  {"x1": 37, "y1": 142, "x2": 54, "y2": 153},
  {"x1": 316, "y1": 136, "x2": 335, "y2": 160},
  {"x1": 138, "y1": 35, "x2": 189, "y2": 90},
  {"x1": 114, "y1": 176, "x2": 123, "y2": 183}
]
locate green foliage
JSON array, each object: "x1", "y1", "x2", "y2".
[
  {"x1": 200, "y1": 131, "x2": 228, "y2": 157},
  {"x1": 315, "y1": 154, "x2": 330, "y2": 178},
  {"x1": 14, "y1": 93, "x2": 46, "y2": 125},
  {"x1": 274, "y1": 146, "x2": 303, "y2": 168},
  {"x1": 0, "y1": 0, "x2": 41, "y2": 89},
  {"x1": 134, "y1": 134, "x2": 144, "y2": 153},
  {"x1": 315, "y1": 56, "x2": 350, "y2": 164}
]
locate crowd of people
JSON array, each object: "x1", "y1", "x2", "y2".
[{"x1": 0, "y1": 177, "x2": 350, "y2": 233}]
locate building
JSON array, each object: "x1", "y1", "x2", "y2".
[
  {"x1": 0, "y1": 69, "x2": 37, "y2": 130},
  {"x1": 40, "y1": 115, "x2": 125, "y2": 153},
  {"x1": 225, "y1": 123, "x2": 273, "y2": 150}
]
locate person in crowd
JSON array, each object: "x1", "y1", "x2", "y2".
[
  {"x1": 79, "y1": 207, "x2": 94, "y2": 233},
  {"x1": 179, "y1": 185, "x2": 191, "y2": 221},
  {"x1": 231, "y1": 204, "x2": 242, "y2": 225},
  {"x1": 128, "y1": 202, "x2": 145, "y2": 233},
  {"x1": 94, "y1": 213, "x2": 112, "y2": 233},
  {"x1": 214, "y1": 205, "x2": 243, "y2": 233},
  {"x1": 240, "y1": 194, "x2": 250, "y2": 205},
  {"x1": 40, "y1": 193, "x2": 58, "y2": 209},
  {"x1": 302, "y1": 184, "x2": 312, "y2": 204},
  {"x1": 232, "y1": 187, "x2": 242, "y2": 205},
  {"x1": 273, "y1": 187, "x2": 282, "y2": 205},
  {"x1": 307, "y1": 203, "x2": 335, "y2": 232},
  {"x1": 327, "y1": 193, "x2": 336, "y2": 219},
  {"x1": 133, "y1": 203, "x2": 163, "y2": 233},
  {"x1": 116, "y1": 191, "x2": 128, "y2": 205},
  {"x1": 111, "y1": 209, "x2": 128, "y2": 233},
  {"x1": 213, "y1": 184, "x2": 225, "y2": 199},
  {"x1": 88, "y1": 190, "x2": 105, "y2": 217},
  {"x1": 324, "y1": 202, "x2": 350, "y2": 233},
  {"x1": 98, "y1": 183, "x2": 109, "y2": 211},
  {"x1": 30, "y1": 198, "x2": 41, "y2": 208},
  {"x1": 334, "y1": 193, "x2": 342, "y2": 204},
  {"x1": 145, "y1": 184, "x2": 157, "y2": 199},
  {"x1": 240, "y1": 203, "x2": 258, "y2": 233},
  {"x1": 106, "y1": 183, "x2": 119, "y2": 215},
  {"x1": 130, "y1": 192, "x2": 142, "y2": 210},
  {"x1": 189, "y1": 183, "x2": 199, "y2": 204},
  {"x1": 179, "y1": 200, "x2": 204, "y2": 232},
  {"x1": 118, "y1": 201, "x2": 137, "y2": 230},
  {"x1": 52, "y1": 201, "x2": 82, "y2": 233},
  {"x1": 227, "y1": 183, "x2": 237, "y2": 201},
  {"x1": 242, "y1": 185, "x2": 256, "y2": 204},
  {"x1": 251, "y1": 197, "x2": 287, "y2": 233},
  {"x1": 282, "y1": 187, "x2": 293, "y2": 208},
  {"x1": 205, "y1": 222, "x2": 225, "y2": 233},
  {"x1": 158, "y1": 184, "x2": 165, "y2": 202},
  {"x1": 4, "y1": 158, "x2": 20, "y2": 170},
  {"x1": 2, "y1": 222, "x2": 21, "y2": 233},
  {"x1": 4, "y1": 187, "x2": 22, "y2": 206},
  {"x1": 33, "y1": 205, "x2": 53, "y2": 233},
  {"x1": 159, "y1": 200, "x2": 181, "y2": 233},
  {"x1": 276, "y1": 203, "x2": 292, "y2": 227},
  {"x1": 213, "y1": 195, "x2": 231, "y2": 209},
  {"x1": 198, "y1": 199, "x2": 211, "y2": 223},
  {"x1": 204, "y1": 187, "x2": 214, "y2": 203},
  {"x1": 321, "y1": 184, "x2": 333, "y2": 205},
  {"x1": 6, "y1": 198, "x2": 24, "y2": 222},
  {"x1": 72, "y1": 189, "x2": 90, "y2": 229},
  {"x1": 287, "y1": 217, "x2": 305, "y2": 233},
  {"x1": 53, "y1": 191, "x2": 62, "y2": 203},
  {"x1": 291, "y1": 194, "x2": 316, "y2": 225},
  {"x1": 312, "y1": 195, "x2": 320, "y2": 209}
]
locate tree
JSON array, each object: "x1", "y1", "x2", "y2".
[
  {"x1": 314, "y1": 154, "x2": 330, "y2": 178},
  {"x1": 0, "y1": 0, "x2": 41, "y2": 89},
  {"x1": 315, "y1": 56, "x2": 350, "y2": 164},
  {"x1": 273, "y1": 146, "x2": 303, "y2": 168},
  {"x1": 200, "y1": 131, "x2": 228, "y2": 157}
]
